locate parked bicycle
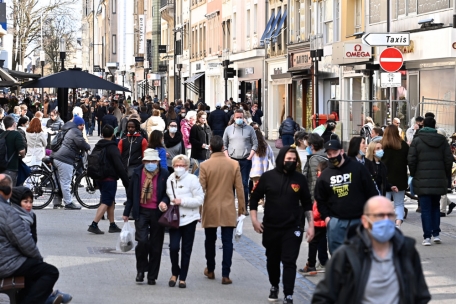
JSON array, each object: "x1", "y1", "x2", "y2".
[{"x1": 24, "y1": 152, "x2": 101, "y2": 209}]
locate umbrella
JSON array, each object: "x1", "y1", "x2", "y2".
[{"x1": 22, "y1": 67, "x2": 131, "y2": 92}]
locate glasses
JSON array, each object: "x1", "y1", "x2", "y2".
[
  {"x1": 365, "y1": 213, "x2": 396, "y2": 220},
  {"x1": 169, "y1": 125, "x2": 177, "y2": 127}
]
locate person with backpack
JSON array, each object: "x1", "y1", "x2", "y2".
[
  {"x1": 118, "y1": 119, "x2": 148, "y2": 178},
  {"x1": 279, "y1": 116, "x2": 300, "y2": 146},
  {"x1": 88, "y1": 125, "x2": 129, "y2": 234},
  {"x1": 51, "y1": 116, "x2": 91, "y2": 210},
  {"x1": 0, "y1": 116, "x2": 26, "y2": 185},
  {"x1": 359, "y1": 116, "x2": 374, "y2": 144}
]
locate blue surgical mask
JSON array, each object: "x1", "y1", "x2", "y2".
[
  {"x1": 235, "y1": 118, "x2": 244, "y2": 125},
  {"x1": 359, "y1": 150, "x2": 365, "y2": 156},
  {"x1": 375, "y1": 149, "x2": 384, "y2": 159},
  {"x1": 306, "y1": 146, "x2": 312, "y2": 155},
  {"x1": 145, "y1": 163, "x2": 157, "y2": 172},
  {"x1": 368, "y1": 218, "x2": 396, "y2": 243}
]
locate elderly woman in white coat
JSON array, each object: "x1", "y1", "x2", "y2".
[
  {"x1": 24, "y1": 117, "x2": 47, "y2": 167},
  {"x1": 166, "y1": 154, "x2": 204, "y2": 289}
]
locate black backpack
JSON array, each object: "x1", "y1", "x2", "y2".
[
  {"x1": 0, "y1": 132, "x2": 14, "y2": 172},
  {"x1": 50, "y1": 129, "x2": 70, "y2": 152},
  {"x1": 87, "y1": 147, "x2": 107, "y2": 180}
]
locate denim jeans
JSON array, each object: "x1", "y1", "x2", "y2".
[
  {"x1": 282, "y1": 135, "x2": 294, "y2": 146},
  {"x1": 327, "y1": 217, "x2": 360, "y2": 255},
  {"x1": 205, "y1": 227, "x2": 234, "y2": 278},
  {"x1": 233, "y1": 158, "x2": 252, "y2": 208},
  {"x1": 193, "y1": 159, "x2": 206, "y2": 177},
  {"x1": 85, "y1": 121, "x2": 91, "y2": 135},
  {"x1": 386, "y1": 190, "x2": 405, "y2": 221},
  {"x1": 419, "y1": 195, "x2": 441, "y2": 239},
  {"x1": 169, "y1": 220, "x2": 198, "y2": 281}
]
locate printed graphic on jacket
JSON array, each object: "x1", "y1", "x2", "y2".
[
  {"x1": 291, "y1": 184, "x2": 300, "y2": 192},
  {"x1": 330, "y1": 173, "x2": 352, "y2": 198}
]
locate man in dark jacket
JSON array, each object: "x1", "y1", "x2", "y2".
[
  {"x1": 279, "y1": 116, "x2": 300, "y2": 146},
  {"x1": 81, "y1": 98, "x2": 92, "y2": 136},
  {"x1": 408, "y1": 116, "x2": 453, "y2": 246},
  {"x1": 314, "y1": 139, "x2": 379, "y2": 254},
  {"x1": 312, "y1": 196, "x2": 431, "y2": 304},
  {"x1": 208, "y1": 102, "x2": 228, "y2": 137},
  {"x1": 122, "y1": 149, "x2": 169, "y2": 285},
  {"x1": 0, "y1": 174, "x2": 60, "y2": 303},
  {"x1": 88, "y1": 125, "x2": 129, "y2": 234},
  {"x1": 51, "y1": 116, "x2": 91, "y2": 210},
  {"x1": 95, "y1": 99, "x2": 107, "y2": 136},
  {"x1": 250, "y1": 103, "x2": 263, "y2": 126},
  {"x1": 118, "y1": 119, "x2": 148, "y2": 177},
  {"x1": 250, "y1": 146, "x2": 314, "y2": 304},
  {"x1": 139, "y1": 106, "x2": 150, "y2": 123},
  {"x1": 101, "y1": 107, "x2": 118, "y2": 129}
]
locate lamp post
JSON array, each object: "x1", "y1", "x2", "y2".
[
  {"x1": 222, "y1": 49, "x2": 230, "y2": 102},
  {"x1": 121, "y1": 65, "x2": 126, "y2": 87},
  {"x1": 310, "y1": 36, "x2": 323, "y2": 126},
  {"x1": 40, "y1": 51, "x2": 45, "y2": 103},
  {"x1": 59, "y1": 38, "x2": 66, "y2": 71},
  {"x1": 144, "y1": 60, "x2": 149, "y2": 97}
]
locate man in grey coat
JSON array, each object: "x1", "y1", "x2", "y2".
[
  {"x1": 223, "y1": 109, "x2": 258, "y2": 214},
  {"x1": 0, "y1": 174, "x2": 60, "y2": 303}
]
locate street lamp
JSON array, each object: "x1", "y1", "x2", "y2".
[
  {"x1": 40, "y1": 51, "x2": 45, "y2": 103},
  {"x1": 59, "y1": 38, "x2": 66, "y2": 71},
  {"x1": 310, "y1": 36, "x2": 323, "y2": 125},
  {"x1": 176, "y1": 55, "x2": 183, "y2": 99},
  {"x1": 121, "y1": 65, "x2": 126, "y2": 87},
  {"x1": 144, "y1": 60, "x2": 149, "y2": 96},
  {"x1": 222, "y1": 49, "x2": 231, "y2": 102}
]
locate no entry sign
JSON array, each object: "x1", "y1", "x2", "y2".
[{"x1": 379, "y1": 48, "x2": 403, "y2": 72}]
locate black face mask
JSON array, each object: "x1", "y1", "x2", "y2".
[
  {"x1": 328, "y1": 153, "x2": 343, "y2": 166},
  {"x1": 283, "y1": 161, "x2": 297, "y2": 173},
  {"x1": 418, "y1": 124, "x2": 423, "y2": 129}
]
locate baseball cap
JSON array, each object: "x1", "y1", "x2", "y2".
[
  {"x1": 324, "y1": 139, "x2": 342, "y2": 152},
  {"x1": 216, "y1": 102, "x2": 222, "y2": 108}
]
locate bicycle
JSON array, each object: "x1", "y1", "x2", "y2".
[{"x1": 24, "y1": 152, "x2": 101, "y2": 210}]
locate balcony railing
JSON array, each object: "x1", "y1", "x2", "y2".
[{"x1": 160, "y1": 0, "x2": 174, "y2": 9}]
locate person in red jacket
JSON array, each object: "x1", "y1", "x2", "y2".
[{"x1": 299, "y1": 161, "x2": 329, "y2": 276}]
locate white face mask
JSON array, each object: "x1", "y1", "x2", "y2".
[
  {"x1": 224, "y1": 110, "x2": 228, "y2": 113},
  {"x1": 174, "y1": 167, "x2": 186, "y2": 176}
]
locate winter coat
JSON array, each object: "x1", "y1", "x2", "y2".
[
  {"x1": 118, "y1": 133, "x2": 148, "y2": 169},
  {"x1": 166, "y1": 171, "x2": 204, "y2": 227},
  {"x1": 408, "y1": 127, "x2": 453, "y2": 196},
  {"x1": 24, "y1": 131, "x2": 47, "y2": 166},
  {"x1": 190, "y1": 123, "x2": 212, "y2": 160},
  {"x1": 0, "y1": 196, "x2": 42, "y2": 278},
  {"x1": 51, "y1": 121, "x2": 91, "y2": 165},
  {"x1": 312, "y1": 226, "x2": 431, "y2": 304},
  {"x1": 382, "y1": 140, "x2": 409, "y2": 191},
  {"x1": 321, "y1": 129, "x2": 339, "y2": 143},
  {"x1": 312, "y1": 202, "x2": 325, "y2": 228},
  {"x1": 304, "y1": 150, "x2": 328, "y2": 202},
  {"x1": 372, "y1": 160, "x2": 393, "y2": 196},
  {"x1": 94, "y1": 139, "x2": 129, "y2": 187},
  {"x1": 46, "y1": 117, "x2": 64, "y2": 131},
  {"x1": 208, "y1": 109, "x2": 228, "y2": 132},
  {"x1": 123, "y1": 165, "x2": 170, "y2": 220},
  {"x1": 101, "y1": 114, "x2": 118, "y2": 129},
  {"x1": 199, "y1": 152, "x2": 245, "y2": 228},
  {"x1": 251, "y1": 109, "x2": 264, "y2": 126},
  {"x1": 181, "y1": 119, "x2": 192, "y2": 149},
  {"x1": 279, "y1": 117, "x2": 299, "y2": 136},
  {"x1": 141, "y1": 116, "x2": 166, "y2": 137}
]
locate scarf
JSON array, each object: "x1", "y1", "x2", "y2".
[
  {"x1": 11, "y1": 203, "x2": 34, "y2": 227},
  {"x1": 141, "y1": 167, "x2": 159, "y2": 204},
  {"x1": 164, "y1": 130, "x2": 183, "y2": 148}
]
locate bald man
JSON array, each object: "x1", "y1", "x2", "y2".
[
  {"x1": 312, "y1": 196, "x2": 431, "y2": 304},
  {"x1": 393, "y1": 117, "x2": 403, "y2": 137}
]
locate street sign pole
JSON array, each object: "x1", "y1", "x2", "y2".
[{"x1": 387, "y1": 0, "x2": 391, "y2": 125}]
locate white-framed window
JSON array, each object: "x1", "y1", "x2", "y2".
[
  {"x1": 253, "y1": 4, "x2": 257, "y2": 34},
  {"x1": 324, "y1": 0, "x2": 333, "y2": 44},
  {"x1": 233, "y1": 13, "x2": 236, "y2": 39},
  {"x1": 355, "y1": 0, "x2": 362, "y2": 33},
  {"x1": 112, "y1": 34, "x2": 117, "y2": 54},
  {"x1": 334, "y1": 0, "x2": 340, "y2": 41},
  {"x1": 112, "y1": 0, "x2": 116, "y2": 14},
  {"x1": 247, "y1": 9, "x2": 250, "y2": 38}
]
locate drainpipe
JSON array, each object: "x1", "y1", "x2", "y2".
[{"x1": 263, "y1": 0, "x2": 269, "y2": 139}]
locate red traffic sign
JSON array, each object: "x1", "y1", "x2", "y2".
[{"x1": 379, "y1": 48, "x2": 403, "y2": 72}]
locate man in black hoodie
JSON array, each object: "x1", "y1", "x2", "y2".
[
  {"x1": 315, "y1": 139, "x2": 378, "y2": 255},
  {"x1": 250, "y1": 146, "x2": 314, "y2": 304},
  {"x1": 88, "y1": 125, "x2": 129, "y2": 234}
]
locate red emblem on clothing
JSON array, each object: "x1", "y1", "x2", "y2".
[{"x1": 291, "y1": 184, "x2": 300, "y2": 192}]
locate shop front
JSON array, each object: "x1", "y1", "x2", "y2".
[
  {"x1": 267, "y1": 58, "x2": 289, "y2": 139},
  {"x1": 235, "y1": 60, "x2": 264, "y2": 108},
  {"x1": 205, "y1": 61, "x2": 222, "y2": 108},
  {"x1": 184, "y1": 61, "x2": 206, "y2": 102}
]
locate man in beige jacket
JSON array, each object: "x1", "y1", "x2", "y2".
[{"x1": 199, "y1": 135, "x2": 245, "y2": 285}]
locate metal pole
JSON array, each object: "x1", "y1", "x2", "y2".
[
  {"x1": 315, "y1": 59, "x2": 319, "y2": 115},
  {"x1": 387, "y1": 0, "x2": 391, "y2": 124},
  {"x1": 263, "y1": 0, "x2": 269, "y2": 138},
  {"x1": 93, "y1": 0, "x2": 95, "y2": 72}
]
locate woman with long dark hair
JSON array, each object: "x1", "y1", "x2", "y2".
[
  {"x1": 382, "y1": 125, "x2": 409, "y2": 228},
  {"x1": 347, "y1": 136, "x2": 375, "y2": 177},
  {"x1": 148, "y1": 130, "x2": 168, "y2": 169},
  {"x1": 164, "y1": 120, "x2": 185, "y2": 173},
  {"x1": 189, "y1": 111, "x2": 211, "y2": 176}
]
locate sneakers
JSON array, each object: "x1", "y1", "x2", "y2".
[
  {"x1": 283, "y1": 295, "x2": 293, "y2": 304},
  {"x1": 433, "y1": 236, "x2": 442, "y2": 244},
  {"x1": 298, "y1": 263, "x2": 317, "y2": 276},
  {"x1": 53, "y1": 290, "x2": 72, "y2": 304},
  {"x1": 53, "y1": 204, "x2": 64, "y2": 209},
  {"x1": 64, "y1": 203, "x2": 81, "y2": 210},
  {"x1": 88, "y1": 225, "x2": 104, "y2": 234},
  {"x1": 422, "y1": 238, "x2": 431, "y2": 246},
  {"x1": 448, "y1": 202, "x2": 456, "y2": 215},
  {"x1": 108, "y1": 224, "x2": 122, "y2": 233},
  {"x1": 315, "y1": 262, "x2": 326, "y2": 273},
  {"x1": 268, "y1": 286, "x2": 279, "y2": 302}
]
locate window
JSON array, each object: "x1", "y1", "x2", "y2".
[
  {"x1": 355, "y1": 0, "x2": 361, "y2": 32},
  {"x1": 233, "y1": 13, "x2": 236, "y2": 39},
  {"x1": 112, "y1": 34, "x2": 117, "y2": 54},
  {"x1": 334, "y1": 0, "x2": 340, "y2": 41},
  {"x1": 112, "y1": 0, "x2": 116, "y2": 14},
  {"x1": 247, "y1": 10, "x2": 250, "y2": 38},
  {"x1": 253, "y1": 4, "x2": 257, "y2": 34},
  {"x1": 324, "y1": 0, "x2": 333, "y2": 44}
]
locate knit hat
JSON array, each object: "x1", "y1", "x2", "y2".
[{"x1": 73, "y1": 115, "x2": 84, "y2": 126}]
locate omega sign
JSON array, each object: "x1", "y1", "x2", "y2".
[{"x1": 343, "y1": 43, "x2": 372, "y2": 59}]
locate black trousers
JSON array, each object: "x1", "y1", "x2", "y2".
[
  {"x1": 307, "y1": 227, "x2": 328, "y2": 267},
  {"x1": 135, "y1": 208, "x2": 165, "y2": 280},
  {"x1": 169, "y1": 220, "x2": 198, "y2": 281},
  {"x1": 12, "y1": 258, "x2": 59, "y2": 304},
  {"x1": 205, "y1": 227, "x2": 234, "y2": 278},
  {"x1": 262, "y1": 226, "x2": 303, "y2": 296}
]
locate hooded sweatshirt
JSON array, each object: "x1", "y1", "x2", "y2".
[
  {"x1": 315, "y1": 155, "x2": 379, "y2": 221},
  {"x1": 250, "y1": 146, "x2": 312, "y2": 229},
  {"x1": 94, "y1": 139, "x2": 129, "y2": 188},
  {"x1": 223, "y1": 122, "x2": 258, "y2": 160}
]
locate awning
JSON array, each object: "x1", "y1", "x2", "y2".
[
  {"x1": 261, "y1": 8, "x2": 281, "y2": 46},
  {"x1": 271, "y1": 9, "x2": 288, "y2": 43},
  {"x1": 6, "y1": 69, "x2": 41, "y2": 80},
  {"x1": 183, "y1": 72, "x2": 204, "y2": 84},
  {"x1": 260, "y1": 12, "x2": 277, "y2": 46},
  {"x1": 0, "y1": 68, "x2": 19, "y2": 83}
]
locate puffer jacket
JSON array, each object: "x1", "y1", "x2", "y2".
[
  {"x1": 279, "y1": 118, "x2": 299, "y2": 136},
  {"x1": 304, "y1": 149, "x2": 328, "y2": 202},
  {"x1": 181, "y1": 119, "x2": 192, "y2": 149},
  {"x1": 0, "y1": 196, "x2": 42, "y2": 278},
  {"x1": 408, "y1": 127, "x2": 453, "y2": 196},
  {"x1": 312, "y1": 201, "x2": 325, "y2": 227},
  {"x1": 141, "y1": 115, "x2": 166, "y2": 137},
  {"x1": 166, "y1": 171, "x2": 204, "y2": 227},
  {"x1": 51, "y1": 121, "x2": 91, "y2": 165}
]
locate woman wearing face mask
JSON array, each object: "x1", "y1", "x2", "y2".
[
  {"x1": 366, "y1": 140, "x2": 398, "y2": 198},
  {"x1": 123, "y1": 149, "x2": 170, "y2": 285},
  {"x1": 294, "y1": 131, "x2": 309, "y2": 171},
  {"x1": 347, "y1": 136, "x2": 375, "y2": 177},
  {"x1": 180, "y1": 111, "x2": 197, "y2": 158},
  {"x1": 189, "y1": 111, "x2": 212, "y2": 176},
  {"x1": 148, "y1": 130, "x2": 168, "y2": 170},
  {"x1": 164, "y1": 120, "x2": 185, "y2": 173},
  {"x1": 166, "y1": 154, "x2": 204, "y2": 289}
]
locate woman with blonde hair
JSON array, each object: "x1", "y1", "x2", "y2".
[
  {"x1": 366, "y1": 140, "x2": 397, "y2": 197},
  {"x1": 382, "y1": 125, "x2": 409, "y2": 228},
  {"x1": 141, "y1": 109, "x2": 166, "y2": 136}
]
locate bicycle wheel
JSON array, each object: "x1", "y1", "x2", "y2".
[
  {"x1": 24, "y1": 170, "x2": 56, "y2": 209},
  {"x1": 74, "y1": 171, "x2": 101, "y2": 209}
]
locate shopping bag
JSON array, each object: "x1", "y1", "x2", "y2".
[
  {"x1": 275, "y1": 138, "x2": 283, "y2": 149},
  {"x1": 158, "y1": 205, "x2": 180, "y2": 229},
  {"x1": 235, "y1": 215, "x2": 246, "y2": 242},
  {"x1": 116, "y1": 222, "x2": 136, "y2": 252}
]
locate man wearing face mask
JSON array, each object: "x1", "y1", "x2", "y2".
[
  {"x1": 208, "y1": 102, "x2": 229, "y2": 137},
  {"x1": 118, "y1": 119, "x2": 148, "y2": 178},
  {"x1": 312, "y1": 196, "x2": 431, "y2": 304},
  {"x1": 314, "y1": 139, "x2": 378, "y2": 254},
  {"x1": 250, "y1": 146, "x2": 314, "y2": 304},
  {"x1": 223, "y1": 109, "x2": 258, "y2": 214}
]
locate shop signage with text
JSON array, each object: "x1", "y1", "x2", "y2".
[
  {"x1": 343, "y1": 43, "x2": 372, "y2": 59},
  {"x1": 292, "y1": 51, "x2": 311, "y2": 68}
]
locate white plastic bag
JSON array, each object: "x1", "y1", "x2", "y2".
[
  {"x1": 116, "y1": 222, "x2": 136, "y2": 252},
  {"x1": 235, "y1": 215, "x2": 246, "y2": 242}
]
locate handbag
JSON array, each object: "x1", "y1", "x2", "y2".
[
  {"x1": 275, "y1": 138, "x2": 283, "y2": 149},
  {"x1": 158, "y1": 181, "x2": 180, "y2": 229}
]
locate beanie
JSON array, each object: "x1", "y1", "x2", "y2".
[{"x1": 73, "y1": 115, "x2": 84, "y2": 126}]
